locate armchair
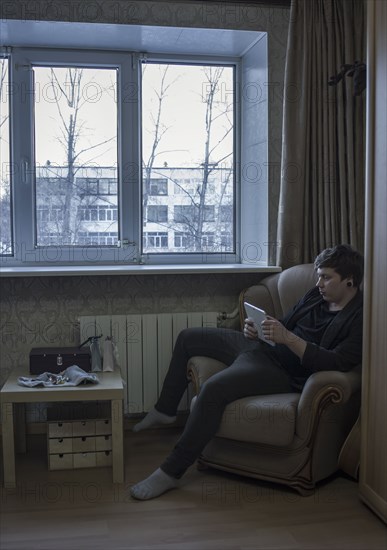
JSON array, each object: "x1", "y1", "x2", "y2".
[{"x1": 187, "y1": 264, "x2": 361, "y2": 495}]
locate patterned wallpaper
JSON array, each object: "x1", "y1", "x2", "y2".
[
  {"x1": 0, "y1": 1, "x2": 290, "y2": 386},
  {"x1": 3, "y1": 1, "x2": 290, "y2": 31},
  {"x1": 1, "y1": 272, "x2": 270, "y2": 385}
]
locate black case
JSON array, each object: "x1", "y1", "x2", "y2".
[{"x1": 29, "y1": 347, "x2": 91, "y2": 375}]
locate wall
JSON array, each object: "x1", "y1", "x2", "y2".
[
  {"x1": 1, "y1": 271, "x2": 268, "y2": 384},
  {"x1": 0, "y1": 1, "x2": 290, "y2": 385},
  {"x1": 359, "y1": 0, "x2": 387, "y2": 524}
]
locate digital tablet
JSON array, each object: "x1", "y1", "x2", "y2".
[{"x1": 243, "y1": 302, "x2": 275, "y2": 346}]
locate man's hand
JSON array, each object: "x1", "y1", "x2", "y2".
[
  {"x1": 243, "y1": 317, "x2": 258, "y2": 340},
  {"x1": 262, "y1": 316, "x2": 307, "y2": 359},
  {"x1": 261, "y1": 316, "x2": 289, "y2": 345}
]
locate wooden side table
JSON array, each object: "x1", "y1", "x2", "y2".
[{"x1": 0, "y1": 367, "x2": 125, "y2": 488}]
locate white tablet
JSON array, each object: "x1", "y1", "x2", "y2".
[{"x1": 243, "y1": 302, "x2": 275, "y2": 346}]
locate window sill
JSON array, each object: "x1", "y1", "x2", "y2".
[{"x1": 0, "y1": 263, "x2": 281, "y2": 278}]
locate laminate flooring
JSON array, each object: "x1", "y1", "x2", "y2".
[{"x1": 1, "y1": 428, "x2": 386, "y2": 550}]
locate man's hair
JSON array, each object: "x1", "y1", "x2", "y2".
[{"x1": 314, "y1": 244, "x2": 364, "y2": 287}]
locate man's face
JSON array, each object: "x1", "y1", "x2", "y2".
[{"x1": 316, "y1": 267, "x2": 351, "y2": 304}]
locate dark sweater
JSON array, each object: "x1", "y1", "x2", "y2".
[{"x1": 269, "y1": 287, "x2": 363, "y2": 386}]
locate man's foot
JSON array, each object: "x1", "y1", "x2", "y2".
[
  {"x1": 130, "y1": 468, "x2": 179, "y2": 500},
  {"x1": 132, "y1": 407, "x2": 176, "y2": 432}
]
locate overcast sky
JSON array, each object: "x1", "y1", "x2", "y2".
[{"x1": 33, "y1": 63, "x2": 234, "y2": 170}]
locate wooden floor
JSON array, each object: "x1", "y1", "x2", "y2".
[{"x1": 1, "y1": 428, "x2": 386, "y2": 550}]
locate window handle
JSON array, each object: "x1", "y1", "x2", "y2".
[{"x1": 120, "y1": 239, "x2": 136, "y2": 247}]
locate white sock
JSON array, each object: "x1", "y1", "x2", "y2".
[
  {"x1": 132, "y1": 407, "x2": 176, "y2": 432},
  {"x1": 130, "y1": 468, "x2": 179, "y2": 500}
]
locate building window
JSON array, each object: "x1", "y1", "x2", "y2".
[
  {"x1": 78, "y1": 204, "x2": 117, "y2": 222},
  {"x1": 37, "y1": 206, "x2": 64, "y2": 223},
  {"x1": 221, "y1": 233, "x2": 233, "y2": 249},
  {"x1": 174, "y1": 205, "x2": 196, "y2": 224},
  {"x1": 174, "y1": 232, "x2": 194, "y2": 249},
  {"x1": 147, "y1": 178, "x2": 168, "y2": 196},
  {"x1": 146, "y1": 205, "x2": 168, "y2": 223},
  {"x1": 78, "y1": 231, "x2": 118, "y2": 246},
  {"x1": 202, "y1": 233, "x2": 215, "y2": 248},
  {"x1": 77, "y1": 175, "x2": 117, "y2": 196},
  {"x1": 220, "y1": 205, "x2": 233, "y2": 223},
  {"x1": 143, "y1": 232, "x2": 168, "y2": 249},
  {"x1": 203, "y1": 206, "x2": 215, "y2": 222}
]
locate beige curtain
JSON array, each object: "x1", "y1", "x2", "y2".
[{"x1": 277, "y1": 0, "x2": 366, "y2": 268}]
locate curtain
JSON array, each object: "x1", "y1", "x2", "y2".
[{"x1": 277, "y1": 0, "x2": 366, "y2": 267}]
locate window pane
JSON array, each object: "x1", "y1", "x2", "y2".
[
  {"x1": 142, "y1": 63, "x2": 234, "y2": 254},
  {"x1": 33, "y1": 66, "x2": 119, "y2": 247},
  {"x1": 0, "y1": 57, "x2": 13, "y2": 255},
  {"x1": 147, "y1": 205, "x2": 168, "y2": 223}
]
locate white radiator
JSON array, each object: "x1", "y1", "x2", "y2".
[{"x1": 79, "y1": 312, "x2": 219, "y2": 415}]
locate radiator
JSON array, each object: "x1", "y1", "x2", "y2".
[{"x1": 79, "y1": 312, "x2": 219, "y2": 415}]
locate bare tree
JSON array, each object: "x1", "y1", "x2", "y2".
[
  {"x1": 194, "y1": 66, "x2": 233, "y2": 250},
  {"x1": 142, "y1": 65, "x2": 184, "y2": 223}
]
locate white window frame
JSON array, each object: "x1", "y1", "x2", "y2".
[
  {"x1": 0, "y1": 53, "x2": 13, "y2": 256},
  {"x1": 2, "y1": 34, "x2": 269, "y2": 268},
  {"x1": 8, "y1": 48, "x2": 137, "y2": 265}
]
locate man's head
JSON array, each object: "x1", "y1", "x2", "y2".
[{"x1": 314, "y1": 244, "x2": 364, "y2": 288}]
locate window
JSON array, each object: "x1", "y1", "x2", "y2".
[
  {"x1": 221, "y1": 233, "x2": 233, "y2": 249},
  {"x1": 203, "y1": 206, "x2": 215, "y2": 222},
  {"x1": 146, "y1": 205, "x2": 168, "y2": 224},
  {"x1": 78, "y1": 231, "x2": 118, "y2": 246},
  {"x1": 37, "y1": 206, "x2": 64, "y2": 223},
  {"x1": 147, "y1": 178, "x2": 168, "y2": 196},
  {"x1": 77, "y1": 175, "x2": 117, "y2": 196},
  {"x1": 33, "y1": 66, "x2": 119, "y2": 247},
  {"x1": 142, "y1": 62, "x2": 234, "y2": 256},
  {"x1": 220, "y1": 205, "x2": 233, "y2": 223},
  {"x1": 174, "y1": 205, "x2": 196, "y2": 224},
  {"x1": 79, "y1": 205, "x2": 117, "y2": 222},
  {"x1": 0, "y1": 56, "x2": 13, "y2": 255},
  {"x1": 143, "y1": 232, "x2": 168, "y2": 249},
  {"x1": 1, "y1": 28, "x2": 269, "y2": 267},
  {"x1": 174, "y1": 232, "x2": 194, "y2": 249},
  {"x1": 202, "y1": 233, "x2": 215, "y2": 248}
]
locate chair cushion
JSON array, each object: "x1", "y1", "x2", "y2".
[
  {"x1": 191, "y1": 392, "x2": 301, "y2": 447},
  {"x1": 241, "y1": 264, "x2": 316, "y2": 321},
  {"x1": 277, "y1": 263, "x2": 317, "y2": 315}
]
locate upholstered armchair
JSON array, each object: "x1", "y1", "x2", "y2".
[{"x1": 187, "y1": 264, "x2": 361, "y2": 495}]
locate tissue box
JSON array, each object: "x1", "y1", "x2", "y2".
[{"x1": 29, "y1": 347, "x2": 91, "y2": 375}]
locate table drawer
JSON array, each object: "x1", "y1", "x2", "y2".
[
  {"x1": 96, "y1": 435, "x2": 112, "y2": 451},
  {"x1": 47, "y1": 418, "x2": 113, "y2": 471},
  {"x1": 96, "y1": 419, "x2": 112, "y2": 435},
  {"x1": 49, "y1": 437, "x2": 73, "y2": 454},
  {"x1": 48, "y1": 422, "x2": 73, "y2": 438},
  {"x1": 72, "y1": 420, "x2": 96, "y2": 437},
  {"x1": 72, "y1": 436, "x2": 96, "y2": 453},
  {"x1": 49, "y1": 453, "x2": 73, "y2": 470},
  {"x1": 96, "y1": 451, "x2": 112, "y2": 467},
  {"x1": 73, "y1": 452, "x2": 97, "y2": 469}
]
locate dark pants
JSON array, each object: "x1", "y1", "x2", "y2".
[{"x1": 155, "y1": 327, "x2": 294, "y2": 478}]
